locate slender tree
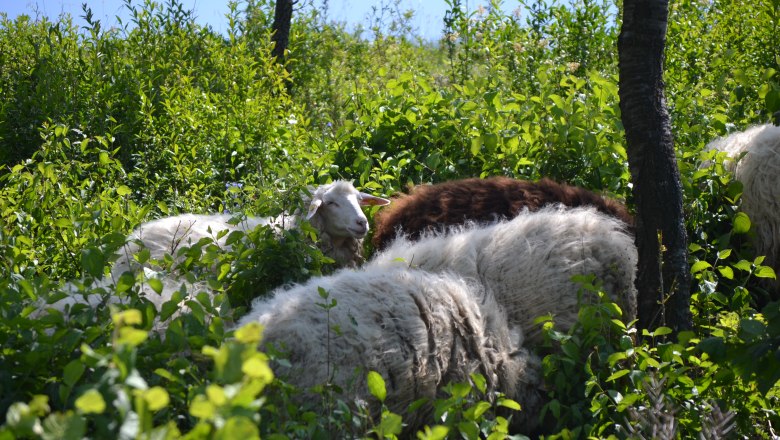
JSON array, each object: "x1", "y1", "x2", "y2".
[
  {"x1": 271, "y1": 0, "x2": 294, "y2": 64},
  {"x1": 618, "y1": 0, "x2": 692, "y2": 332}
]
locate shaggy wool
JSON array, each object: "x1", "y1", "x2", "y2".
[
  {"x1": 707, "y1": 124, "x2": 780, "y2": 293},
  {"x1": 368, "y1": 206, "x2": 638, "y2": 343},
  {"x1": 372, "y1": 176, "x2": 633, "y2": 250},
  {"x1": 236, "y1": 267, "x2": 546, "y2": 433}
]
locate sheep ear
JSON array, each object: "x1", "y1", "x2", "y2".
[
  {"x1": 359, "y1": 193, "x2": 391, "y2": 206},
  {"x1": 306, "y1": 198, "x2": 323, "y2": 220}
]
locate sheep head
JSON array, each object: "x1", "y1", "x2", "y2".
[{"x1": 305, "y1": 181, "x2": 390, "y2": 239}]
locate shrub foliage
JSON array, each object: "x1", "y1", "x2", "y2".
[{"x1": 1, "y1": 0, "x2": 779, "y2": 437}]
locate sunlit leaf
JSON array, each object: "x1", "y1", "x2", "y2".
[
  {"x1": 367, "y1": 371, "x2": 387, "y2": 402},
  {"x1": 75, "y1": 390, "x2": 105, "y2": 414}
]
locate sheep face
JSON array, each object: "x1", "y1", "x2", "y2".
[{"x1": 306, "y1": 181, "x2": 390, "y2": 239}]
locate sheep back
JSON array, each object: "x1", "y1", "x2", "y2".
[
  {"x1": 113, "y1": 214, "x2": 269, "y2": 277},
  {"x1": 707, "y1": 124, "x2": 780, "y2": 286},
  {"x1": 236, "y1": 268, "x2": 545, "y2": 433},
  {"x1": 369, "y1": 207, "x2": 638, "y2": 343},
  {"x1": 371, "y1": 176, "x2": 633, "y2": 250}
]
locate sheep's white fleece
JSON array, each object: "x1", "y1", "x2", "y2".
[
  {"x1": 34, "y1": 214, "x2": 260, "y2": 327},
  {"x1": 31, "y1": 268, "x2": 208, "y2": 333},
  {"x1": 706, "y1": 124, "x2": 780, "y2": 286},
  {"x1": 367, "y1": 206, "x2": 638, "y2": 343},
  {"x1": 35, "y1": 181, "x2": 390, "y2": 327},
  {"x1": 112, "y1": 214, "x2": 272, "y2": 277},
  {"x1": 114, "y1": 180, "x2": 390, "y2": 274},
  {"x1": 235, "y1": 268, "x2": 546, "y2": 433}
]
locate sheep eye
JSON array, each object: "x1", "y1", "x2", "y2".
[{"x1": 326, "y1": 201, "x2": 338, "y2": 207}]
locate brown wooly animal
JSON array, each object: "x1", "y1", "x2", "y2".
[{"x1": 371, "y1": 176, "x2": 634, "y2": 250}]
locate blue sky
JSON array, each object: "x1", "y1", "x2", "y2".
[{"x1": 2, "y1": 0, "x2": 518, "y2": 41}]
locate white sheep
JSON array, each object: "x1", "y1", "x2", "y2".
[
  {"x1": 28, "y1": 268, "x2": 213, "y2": 336},
  {"x1": 367, "y1": 206, "x2": 638, "y2": 344},
  {"x1": 235, "y1": 267, "x2": 546, "y2": 434},
  {"x1": 114, "y1": 180, "x2": 391, "y2": 275},
  {"x1": 705, "y1": 124, "x2": 780, "y2": 292},
  {"x1": 35, "y1": 181, "x2": 390, "y2": 326}
]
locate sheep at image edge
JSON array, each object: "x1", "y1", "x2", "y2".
[
  {"x1": 368, "y1": 206, "x2": 638, "y2": 344},
  {"x1": 234, "y1": 267, "x2": 546, "y2": 434},
  {"x1": 113, "y1": 180, "x2": 391, "y2": 276},
  {"x1": 706, "y1": 124, "x2": 780, "y2": 293},
  {"x1": 371, "y1": 176, "x2": 633, "y2": 251}
]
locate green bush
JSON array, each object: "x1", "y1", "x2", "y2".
[{"x1": 2, "y1": 0, "x2": 780, "y2": 437}]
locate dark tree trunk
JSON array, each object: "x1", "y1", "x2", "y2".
[
  {"x1": 618, "y1": 0, "x2": 692, "y2": 332},
  {"x1": 271, "y1": 0, "x2": 293, "y2": 64}
]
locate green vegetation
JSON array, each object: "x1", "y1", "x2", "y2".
[{"x1": 1, "y1": 0, "x2": 779, "y2": 437}]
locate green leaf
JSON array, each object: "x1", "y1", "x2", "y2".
[
  {"x1": 116, "y1": 327, "x2": 148, "y2": 347},
  {"x1": 734, "y1": 260, "x2": 753, "y2": 272},
  {"x1": 154, "y1": 368, "x2": 176, "y2": 382},
  {"x1": 464, "y1": 401, "x2": 491, "y2": 420},
  {"x1": 216, "y1": 416, "x2": 259, "y2": 439},
  {"x1": 206, "y1": 385, "x2": 227, "y2": 406},
  {"x1": 482, "y1": 133, "x2": 498, "y2": 151},
  {"x1": 113, "y1": 309, "x2": 143, "y2": 327},
  {"x1": 18, "y1": 279, "x2": 35, "y2": 300},
  {"x1": 81, "y1": 248, "x2": 106, "y2": 279},
  {"x1": 457, "y1": 420, "x2": 480, "y2": 439},
  {"x1": 242, "y1": 356, "x2": 274, "y2": 384},
  {"x1": 235, "y1": 322, "x2": 264, "y2": 345},
  {"x1": 116, "y1": 185, "x2": 132, "y2": 196},
  {"x1": 549, "y1": 93, "x2": 566, "y2": 109},
  {"x1": 732, "y1": 212, "x2": 751, "y2": 234},
  {"x1": 144, "y1": 387, "x2": 170, "y2": 412},
  {"x1": 159, "y1": 291, "x2": 183, "y2": 321},
  {"x1": 615, "y1": 392, "x2": 642, "y2": 412},
  {"x1": 470, "y1": 372, "x2": 487, "y2": 394},
  {"x1": 115, "y1": 272, "x2": 135, "y2": 293},
  {"x1": 606, "y1": 369, "x2": 630, "y2": 382},
  {"x1": 717, "y1": 266, "x2": 734, "y2": 279},
  {"x1": 690, "y1": 260, "x2": 712, "y2": 274},
  {"x1": 75, "y1": 390, "x2": 106, "y2": 414},
  {"x1": 367, "y1": 371, "x2": 387, "y2": 402},
  {"x1": 739, "y1": 319, "x2": 766, "y2": 339},
  {"x1": 449, "y1": 382, "x2": 472, "y2": 399},
  {"x1": 140, "y1": 276, "x2": 161, "y2": 296},
  {"x1": 641, "y1": 356, "x2": 661, "y2": 369},
  {"x1": 698, "y1": 337, "x2": 727, "y2": 360},
  {"x1": 470, "y1": 136, "x2": 481, "y2": 156},
  {"x1": 607, "y1": 352, "x2": 627, "y2": 364},
  {"x1": 63, "y1": 361, "x2": 85, "y2": 388},
  {"x1": 54, "y1": 218, "x2": 72, "y2": 228},
  {"x1": 498, "y1": 397, "x2": 521, "y2": 411},
  {"x1": 755, "y1": 266, "x2": 777, "y2": 279},
  {"x1": 417, "y1": 425, "x2": 449, "y2": 440},
  {"x1": 375, "y1": 412, "x2": 403, "y2": 436},
  {"x1": 190, "y1": 395, "x2": 215, "y2": 419}
]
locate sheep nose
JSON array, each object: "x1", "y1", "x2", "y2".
[{"x1": 356, "y1": 218, "x2": 368, "y2": 229}]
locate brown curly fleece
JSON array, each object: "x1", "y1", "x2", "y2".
[{"x1": 372, "y1": 176, "x2": 633, "y2": 250}]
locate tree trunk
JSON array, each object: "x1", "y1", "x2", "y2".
[
  {"x1": 271, "y1": 0, "x2": 293, "y2": 64},
  {"x1": 618, "y1": 0, "x2": 692, "y2": 332}
]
